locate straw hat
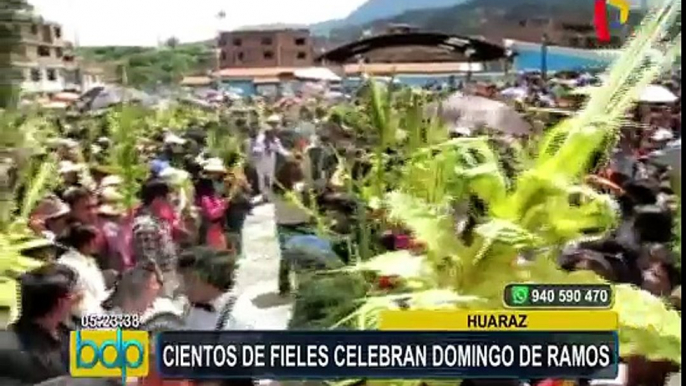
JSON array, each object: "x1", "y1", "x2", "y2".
[
  {"x1": 54, "y1": 138, "x2": 79, "y2": 149},
  {"x1": 163, "y1": 132, "x2": 187, "y2": 145},
  {"x1": 100, "y1": 175, "x2": 123, "y2": 188},
  {"x1": 58, "y1": 160, "x2": 82, "y2": 174},
  {"x1": 99, "y1": 186, "x2": 124, "y2": 203},
  {"x1": 266, "y1": 114, "x2": 282, "y2": 124},
  {"x1": 651, "y1": 128, "x2": 674, "y2": 142},
  {"x1": 98, "y1": 203, "x2": 125, "y2": 217},
  {"x1": 159, "y1": 167, "x2": 190, "y2": 186},
  {"x1": 202, "y1": 157, "x2": 227, "y2": 174},
  {"x1": 33, "y1": 195, "x2": 70, "y2": 220}
]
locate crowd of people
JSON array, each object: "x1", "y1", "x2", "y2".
[{"x1": 0, "y1": 67, "x2": 681, "y2": 386}]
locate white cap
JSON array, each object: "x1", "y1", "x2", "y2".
[
  {"x1": 651, "y1": 128, "x2": 674, "y2": 142},
  {"x1": 202, "y1": 157, "x2": 226, "y2": 173},
  {"x1": 450, "y1": 126, "x2": 472, "y2": 136},
  {"x1": 100, "y1": 175, "x2": 123, "y2": 187},
  {"x1": 58, "y1": 160, "x2": 82, "y2": 174},
  {"x1": 159, "y1": 167, "x2": 190, "y2": 185},
  {"x1": 266, "y1": 114, "x2": 281, "y2": 124},
  {"x1": 164, "y1": 132, "x2": 187, "y2": 145}
]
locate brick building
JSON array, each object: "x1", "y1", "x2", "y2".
[{"x1": 218, "y1": 27, "x2": 314, "y2": 68}]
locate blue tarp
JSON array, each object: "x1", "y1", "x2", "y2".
[{"x1": 512, "y1": 45, "x2": 617, "y2": 72}]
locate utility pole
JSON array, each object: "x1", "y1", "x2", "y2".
[
  {"x1": 541, "y1": 33, "x2": 549, "y2": 81},
  {"x1": 465, "y1": 48, "x2": 475, "y2": 83},
  {"x1": 214, "y1": 10, "x2": 226, "y2": 91}
]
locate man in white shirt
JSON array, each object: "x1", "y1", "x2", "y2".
[
  {"x1": 57, "y1": 224, "x2": 108, "y2": 316},
  {"x1": 252, "y1": 115, "x2": 290, "y2": 201}
]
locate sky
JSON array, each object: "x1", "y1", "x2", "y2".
[{"x1": 29, "y1": 0, "x2": 368, "y2": 46}]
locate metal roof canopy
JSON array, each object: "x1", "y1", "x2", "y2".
[{"x1": 316, "y1": 32, "x2": 507, "y2": 64}]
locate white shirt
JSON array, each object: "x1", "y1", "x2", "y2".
[
  {"x1": 184, "y1": 291, "x2": 252, "y2": 330},
  {"x1": 58, "y1": 249, "x2": 108, "y2": 316},
  {"x1": 252, "y1": 134, "x2": 290, "y2": 170}
]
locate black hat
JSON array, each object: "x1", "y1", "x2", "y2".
[{"x1": 178, "y1": 246, "x2": 238, "y2": 291}]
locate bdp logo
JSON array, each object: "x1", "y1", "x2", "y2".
[
  {"x1": 594, "y1": 0, "x2": 630, "y2": 42},
  {"x1": 70, "y1": 329, "x2": 149, "y2": 382}
]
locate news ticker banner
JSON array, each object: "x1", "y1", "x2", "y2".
[
  {"x1": 68, "y1": 311, "x2": 618, "y2": 381},
  {"x1": 156, "y1": 331, "x2": 618, "y2": 379}
]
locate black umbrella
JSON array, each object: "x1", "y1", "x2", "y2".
[
  {"x1": 433, "y1": 93, "x2": 531, "y2": 135},
  {"x1": 316, "y1": 32, "x2": 506, "y2": 63},
  {"x1": 77, "y1": 86, "x2": 156, "y2": 111}
]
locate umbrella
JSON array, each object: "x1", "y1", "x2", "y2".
[
  {"x1": 294, "y1": 67, "x2": 341, "y2": 82},
  {"x1": 77, "y1": 86, "x2": 156, "y2": 110},
  {"x1": 500, "y1": 87, "x2": 528, "y2": 100},
  {"x1": 640, "y1": 84, "x2": 678, "y2": 103},
  {"x1": 434, "y1": 94, "x2": 531, "y2": 135},
  {"x1": 571, "y1": 84, "x2": 678, "y2": 103},
  {"x1": 178, "y1": 96, "x2": 214, "y2": 109},
  {"x1": 650, "y1": 139, "x2": 681, "y2": 179}
]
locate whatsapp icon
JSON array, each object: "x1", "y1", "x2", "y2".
[{"x1": 510, "y1": 285, "x2": 530, "y2": 306}]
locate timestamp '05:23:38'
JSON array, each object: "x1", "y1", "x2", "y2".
[{"x1": 81, "y1": 313, "x2": 141, "y2": 329}]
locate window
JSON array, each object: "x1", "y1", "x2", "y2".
[
  {"x1": 220, "y1": 51, "x2": 227, "y2": 61},
  {"x1": 55, "y1": 48, "x2": 63, "y2": 58},
  {"x1": 54, "y1": 27, "x2": 62, "y2": 38},
  {"x1": 42, "y1": 25, "x2": 52, "y2": 42},
  {"x1": 294, "y1": 37, "x2": 306, "y2": 46},
  {"x1": 38, "y1": 46, "x2": 50, "y2": 57},
  {"x1": 261, "y1": 37, "x2": 272, "y2": 45},
  {"x1": 233, "y1": 38, "x2": 242, "y2": 46},
  {"x1": 236, "y1": 52, "x2": 244, "y2": 61},
  {"x1": 263, "y1": 50, "x2": 274, "y2": 59},
  {"x1": 297, "y1": 51, "x2": 307, "y2": 60},
  {"x1": 518, "y1": 20, "x2": 526, "y2": 27},
  {"x1": 30, "y1": 68, "x2": 41, "y2": 81},
  {"x1": 46, "y1": 69, "x2": 57, "y2": 81},
  {"x1": 31, "y1": 24, "x2": 38, "y2": 34}
]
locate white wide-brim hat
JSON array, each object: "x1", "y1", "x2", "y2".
[
  {"x1": 266, "y1": 114, "x2": 282, "y2": 124},
  {"x1": 100, "y1": 175, "x2": 123, "y2": 187},
  {"x1": 202, "y1": 157, "x2": 227, "y2": 173},
  {"x1": 58, "y1": 160, "x2": 83, "y2": 174}
]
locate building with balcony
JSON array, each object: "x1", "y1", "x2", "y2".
[
  {"x1": 217, "y1": 27, "x2": 314, "y2": 68},
  {"x1": 7, "y1": 18, "x2": 104, "y2": 94},
  {"x1": 9, "y1": 19, "x2": 68, "y2": 93}
]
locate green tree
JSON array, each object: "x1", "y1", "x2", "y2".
[
  {"x1": 165, "y1": 36, "x2": 180, "y2": 49},
  {"x1": 0, "y1": 0, "x2": 34, "y2": 108}
]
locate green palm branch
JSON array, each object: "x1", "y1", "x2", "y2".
[{"x1": 337, "y1": 2, "x2": 682, "y2": 379}]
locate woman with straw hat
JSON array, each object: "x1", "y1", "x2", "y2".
[{"x1": 196, "y1": 158, "x2": 229, "y2": 251}]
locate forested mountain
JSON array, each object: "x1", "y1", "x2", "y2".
[
  {"x1": 323, "y1": 0, "x2": 645, "y2": 46},
  {"x1": 311, "y1": 0, "x2": 469, "y2": 34}
]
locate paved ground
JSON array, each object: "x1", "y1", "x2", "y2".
[{"x1": 232, "y1": 202, "x2": 293, "y2": 330}]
